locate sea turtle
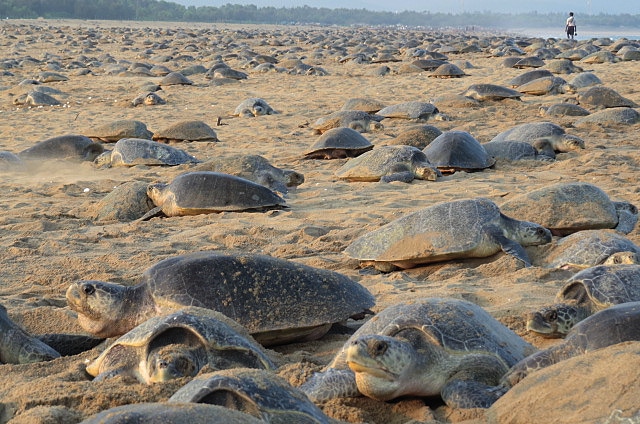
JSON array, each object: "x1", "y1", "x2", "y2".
[
  {"x1": 132, "y1": 91, "x2": 166, "y2": 107},
  {"x1": 159, "y1": 72, "x2": 193, "y2": 86},
  {"x1": 152, "y1": 121, "x2": 219, "y2": 143},
  {"x1": 376, "y1": 101, "x2": 444, "y2": 121},
  {"x1": 85, "y1": 307, "x2": 275, "y2": 384},
  {"x1": 513, "y1": 56, "x2": 545, "y2": 68},
  {"x1": 344, "y1": 197, "x2": 552, "y2": 271},
  {"x1": 65, "y1": 251, "x2": 375, "y2": 345},
  {"x1": 568, "y1": 72, "x2": 602, "y2": 88},
  {"x1": 517, "y1": 76, "x2": 574, "y2": 96},
  {"x1": 499, "y1": 182, "x2": 638, "y2": 236},
  {"x1": 0, "y1": 303, "x2": 61, "y2": 364},
  {"x1": 574, "y1": 107, "x2": 640, "y2": 126},
  {"x1": 507, "y1": 69, "x2": 554, "y2": 88},
  {"x1": 538, "y1": 103, "x2": 590, "y2": 117},
  {"x1": 460, "y1": 84, "x2": 522, "y2": 101},
  {"x1": 94, "y1": 138, "x2": 200, "y2": 167},
  {"x1": 482, "y1": 140, "x2": 547, "y2": 161},
  {"x1": 18, "y1": 134, "x2": 104, "y2": 161},
  {"x1": 80, "y1": 403, "x2": 262, "y2": 424},
  {"x1": 386, "y1": 124, "x2": 442, "y2": 149},
  {"x1": 233, "y1": 98, "x2": 277, "y2": 117},
  {"x1": 90, "y1": 181, "x2": 155, "y2": 222},
  {"x1": 13, "y1": 91, "x2": 61, "y2": 107},
  {"x1": 544, "y1": 229, "x2": 640, "y2": 270},
  {"x1": 340, "y1": 98, "x2": 386, "y2": 113},
  {"x1": 0, "y1": 151, "x2": 25, "y2": 171},
  {"x1": 86, "y1": 120, "x2": 154, "y2": 142},
  {"x1": 304, "y1": 127, "x2": 374, "y2": 159},
  {"x1": 423, "y1": 130, "x2": 496, "y2": 173},
  {"x1": 142, "y1": 171, "x2": 286, "y2": 219},
  {"x1": 578, "y1": 86, "x2": 638, "y2": 109},
  {"x1": 502, "y1": 302, "x2": 640, "y2": 387},
  {"x1": 580, "y1": 50, "x2": 618, "y2": 64},
  {"x1": 193, "y1": 155, "x2": 304, "y2": 195},
  {"x1": 335, "y1": 145, "x2": 441, "y2": 183},
  {"x1": 300, "y1": 298, "x2": 536, "y2": 409},
  {"x1": 169, "y1": 368, "x2": 330, "y2": 423},
  {"x1": 489, "y1": 121, "x2": 585, "y2": 155},
  {"x1": 543, "y1": 59, "x2": 584, "y2": 75},
  {"x1": 525, "y1": 264, "x2": 640, "y2": 338},
  {"x1": 428, "y1": 63, "x2": 467, "y2": 78},
  {"x1": 430, "y1": 93, "x2": 481, "y2": 109},
  {"x1": 311, "y1": 110, "x2": 384, "y2": 134}
]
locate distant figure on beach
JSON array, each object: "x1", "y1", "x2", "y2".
[{"x1": 566, "y1": 12, "x2": 577, "y2": 39}]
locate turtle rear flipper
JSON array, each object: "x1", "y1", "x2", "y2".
[
  {"x1": 139, "y1": 206, "x2": 165, "y2": 221},
  {"x1": 300, "y1": 368, "x2": 360, "y2": 402},
  {"x1": 36, "y1": 333, "x2": 105, "y2": 357}
]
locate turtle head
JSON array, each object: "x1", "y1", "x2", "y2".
[
  {"x1": 525, "y1": 303, "x2": 589, "y2": 338},
  {"x1": 346, "y1": 334, "x2": 432, "y2": 401},
  {"x1": 66, "y1": 280, "x2": 138, "y2": 338},
  {"x1": 561, "y1": 134, "x2": 586, "y2": 151},
  {"x1": 147, "y1": 344, "x2": 203, "y2": 382},
  {"x1": 511, "y1": 220, "x2": 552, "y2": 247},
  {"x1": 146, "y1": 182, "x2": 169, "y2": 207},
  {"x1": 414, "y1": 163, "x2": 442, "y2": 182}
]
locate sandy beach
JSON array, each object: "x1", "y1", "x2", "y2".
[{"x1": 0, "y1": 19, "x2": 639, "y2": 423}]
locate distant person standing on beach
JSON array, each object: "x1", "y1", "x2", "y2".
[{"x1": 565, "y1": 12, "x2": 577, "y2": 39}]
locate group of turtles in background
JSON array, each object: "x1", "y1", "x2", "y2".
[{"x1": 1, "y1": 22, "x2": 640, "y2": 422}]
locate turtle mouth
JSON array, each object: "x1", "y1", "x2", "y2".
[{"x1": 347, "y1": 358, "x2": 398, "y2": 380}]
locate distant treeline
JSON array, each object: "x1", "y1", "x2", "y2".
[{"x1": 1, "y1": 0, "x2": 639, "y2": 29}]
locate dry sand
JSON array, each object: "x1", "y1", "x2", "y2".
[{"x1": 0, "y1": 19, "x2": 639, "y2": 423}]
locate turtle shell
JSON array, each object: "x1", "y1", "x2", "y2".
[
  {"x1": 543, "y1": 59, "x2": 584, "y2": 74},
  {"x1": 312, "y1": 110, "x2": 383, "y2": 134},
  {"x1": 152, "y1": 121, "x2": 218, "y2": 143},
  {"x1": 540, "y1": 103, "x2": 590, "y2": 117},
  {"x1": 159, "y1": 72, "x2": 193, "y2": 86},
  {"x1": 234, "y1": 98, "x2": 276, "y2": 117},
  {"x1": 429, "y1": 63, "x2": 467, "y2": 78},
  {"x1": 558, "y1": 264, "x2": 640, "y2": 309},
  {"x1": 377, "y1": 101, "x2": 439, "y2": 120},
  {"x1": 335, "y1": 145, "x2": 439, "y2": 182},
  {"x1": 578, "y1": 86, "x2": 638, "y2": 109},
  {"x1": 169, "y1": 368, "x2": 330, "y2": 423},
  {"x1": 80, "y1": 403, "x2": 263, "y2": 424},
  {"x1": 545, "y1": 230, "x2": 640, "y2": 269},
  {"x1": 86, "y1": 307, "x2": 274, "y2": 383},
  {"x1": 387, "y1": 125, "x2": 442, "y2": 149},
  {"x1": 423, "y1": 130, "x2": 495, "y2": 172},
  {"x1": 305, "y1": 127, "x2": 373, "y2": 159},
  {"x1": 575, "y1": 107, "x2": 640, "y2": 126},
  {"x1": 569, "y1": 72, "x2": 602, "y2": 88},
  {"x1": 517, "y1": 76, "x2": 568, "y2": 96},
  {"x1": 507, "y1": 69, "x2": 554, "y2": 88},
  {"x1": 460, "y1": 84, "x2": 522, "y2": 101},
  {"x1": 513, "y1": 56, "x2": 545, "y2": 68},
  {"x1": 105, "y1": 138, "x2": 200, "y2": 166},
  {"x1": 87, "y1": 120, "x2": 153, "y2": 142},
  {"x1": 482, "y1": 140, "x2": 539, "y2": 161},
  {"x1": 140, "y1": 252, "x2": 375, "y2": 345},
  {"x1": 18, "y1": 134, "x2": 104, "y2": 161},
  {"x1": 148, "y1": 171, "x2": 286, "y2": 215},
  {"x1": 340, "y1": 97, "x2": 386, "y2": 113},
  {"x1": 499, "y1": 182, "x2": 634, "y2": 236}
]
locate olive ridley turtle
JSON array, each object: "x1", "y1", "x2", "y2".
[
  {"x1": 344, "y1": 197, "x2": 552, "y2": 271},
  {"x1": 86, "y1": 307, "x2": 274, "y2": 383},
  {"x1": 301, "y1": 298, "x2": 536, "y2": 408},
  {"x1": 526, "y1": 264, "x2": 640, "y2": 338},
  {"x1": 423, "y1": 130, "x2": 496, "y2": 173},
  {"x1": 304, "y1": 127, "x2": 374, "y2": 159},
  {"x1": 66, "y1": 251, "x2": 375, "y2": 346},
  {"x1": 95, "y1": 138, "x2": 200, "y2": 167}
]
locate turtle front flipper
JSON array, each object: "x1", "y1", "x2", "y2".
[
  {"x1": 489, "y1": 229, "x2": 532, "y2": 267},
  {"x1": 380, "y1": 171, "x2": 415, "y2": 183},
  {"x1": 441, "y1": 379, "x2": 505, "y2": 409},
  {"x1": 139, "y1": 206, "x2": 165, "y2": 221},
  {"x1": 36, "y1": 333, "x2": 105, "y2": 357},
  {"x1": 613, "y1": 201, "x2": 638, "y2": 234},
  {"x1": 299, "y1": 368, "x2": 360, "y2": 402},
  {"x1": 0, "y1": 305, "x2": 61, "y2": 364}
]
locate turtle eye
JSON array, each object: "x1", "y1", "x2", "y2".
[
  {"x1": 370, "y1": 340, "x2": 388, "y2": 357},
  {"x1": 544, "y1": 310, "x2": 558, "y2": 321},
  {"x1": 82, "y1": 284, "x2": 96, "y2": 296}
]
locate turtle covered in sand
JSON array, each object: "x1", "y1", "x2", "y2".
[
  {"x1": 86, "y1": 307, "x2": 275, "y2": 384},
  {"x1": 169, "y1": 368, "x2": 330, "y2": 423},
  {"x1": 335, "y1": 145, "x2": 441, "y2": 183},
  {"x1": 233, "y1": 98, "x2": 277, "y2": 117},
  {"x1": 526, "y1": 264, "x2": 640, "y2": 338},
  {"x1": 142, "y1": 171, "x2": 286, "y2": 219},
  {"x1": 460, "y1": 84, "x2": 522, "y2": 101},
  {"x1": 301, "y1": 298, "x2": 536, "y2": 409},
  {"x1": 500, "y1": 182, "x2": 638, "y2": 236},
  {"x1": 86, "y1": 120, "x2": 153, "y2": 142},
  {"x1": 18, "y1": 134, "x2": 104, "y2": 161},
  {"x1": 344, "y1": 197, "x2": 552, "y2": 271},
  {"x1": 152, "y1": 120, "x2": 219, "y2": 143},
  {"x1": 376, "y1": 101, "x2": 444, "y2": 121},
  {"x1": 503, "y1": 302, "x2": 640, "y2": 387},
  {"x1": 311, "y1": 110, "x2": 384, "y2": 134},
  {"x1": 66, "y1": 251, "x2": 375, "y2": 346}
]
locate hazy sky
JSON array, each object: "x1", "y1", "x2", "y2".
[{"x1": 171, "y1": 0, "x2": 640, "y2": 14}]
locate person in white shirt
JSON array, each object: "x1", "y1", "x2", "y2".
[{"x1": 565, "y1": 12, "x2": 577, "y2": 39}]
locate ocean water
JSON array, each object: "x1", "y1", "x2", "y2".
[{"x1": 510, "y1": 27, "x2": 640, "y2": 40}]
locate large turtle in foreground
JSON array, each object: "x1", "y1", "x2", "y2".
[
  {"x1": 95, "y1": 138, "x2": 200, "y2": 167},
  {"x1": 86, "y1": 307, "x2": 275, "y2": 384},
  {"x1": 66, "y1": 251, "x2": 375, "y2": 346},
  {"x1": 142, "y1": 171, "x2": 286, "y2": 219},
  {"x1": 80, "y1": 403, "x2": 262, "y2": 424},
  {"x1": 335, "y1": 145, "x2": 441, "y2": 183},
  {"x1": 502, "y1": 302, "x2": 640, "y2": 387},
  {"x1": 344, "y1": 197, "x2": 551, "y2": 271},
  {"x1": 500, "y1": 182, "x2": 638, "y2": 236},
  {"x1": 300, "y1": 298, "x2": 536, "y2": 409},
  {"x1": 169, "y1": 368, "x2": 330, "y2": 423},
  {"x1": 525, "y1": 264, "x2": 640, "y2": 338}
]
